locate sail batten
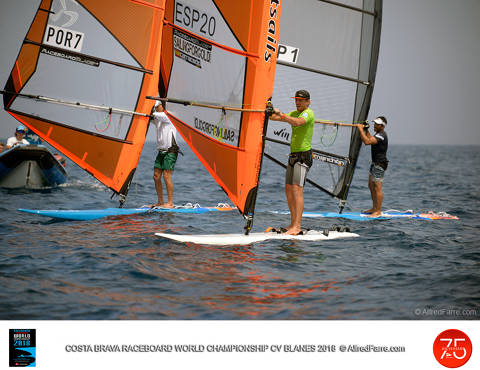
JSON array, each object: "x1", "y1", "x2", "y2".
[
  {"x1": 24, "y1": 39, "x2": 153, "y2": 74},
  {"x1": 265, "y1": 137, "x2": 350, "y2": 163},
  {"x1": 147, "y1": 96, "x2": 266, "y2": 113},
  {"x1": 264, "y1": 153, "x2": 336, "y2": 197},
  {"x1": 8, "y1": 109, "x2": 135, "y2": 144},
  {"x1": 317, "y1": 0, "x2": 376, "y2": 16},
  {"x1": 277, "y1": 60, "x2": 370, "y2": 86},
  {"x1": 2, "y1": 90, "x2": 151, "y2": 117},
  {"x1": 38, "y1": 8, "x2": 54, "y2": 14}
]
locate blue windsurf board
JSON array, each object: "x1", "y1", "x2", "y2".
[
  {"x1": 271, "y1": 210, "x2": 458, "y2": 221},
  {"x1": 19, "y1": 204, "x2": 236, "y2": 221}
]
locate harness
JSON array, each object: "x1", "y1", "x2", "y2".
[
  {"x1": 373, "y1": 160, "x2": 389, "y2": 170},
  {"x1": 288, "y1": 149, "x2": 313, "y2": 168},
  {"x1": 164, "y1": 135, "x2": 183, "y2": 156}
]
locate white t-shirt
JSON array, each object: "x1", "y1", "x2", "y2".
[
  {"x1": 151, "y1": 111, "x2": 176, "y2": 151},
  {"x1": 6, "y1": 136, "x2": 29, "y2": 148}
]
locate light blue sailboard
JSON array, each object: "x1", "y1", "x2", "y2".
[
  {"x1": 19, "y1": 204, "x2": 236, "y2": 221},
  {"x1": 271, "y1": 210, "x2": 458, "y2": 221}
]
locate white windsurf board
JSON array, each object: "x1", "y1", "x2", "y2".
[{"x1": 155, "y1": 229, "x2": 359, "y2": 246}]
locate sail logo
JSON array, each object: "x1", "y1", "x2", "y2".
[
  {"x1": 173, "y1": 29, "x2": 212, "y2": 68},
  {"x1": 50, "y1": 0, "x2": 80, "y2": 28},
  {"x1": 273, "y1": 128, "x2": 290, "y2": 141},
  {"x1": 43, "y1": 24, "x2": 84, "y2": 53},
  {"x1": 264, "y1": 0, "x2": 280, "y2": 62},
  {"x1": 194, "y1": 117, "x2": 236, "y2": 144},
  {"x1": 313, "y1": 153, "x2": 347, "y2": 167}
]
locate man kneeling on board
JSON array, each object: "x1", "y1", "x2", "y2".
[
  {"x1": 270, "y1": 90, "x2": 315, "y2": 235},
  {"x1": 356, "y1": 116, "x2": 389, "y2": 217}
]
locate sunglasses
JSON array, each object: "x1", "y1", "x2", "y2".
[{"x1": 16, "y1": 130, "x2": 26, "y2": 134}]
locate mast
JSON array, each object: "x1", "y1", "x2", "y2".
[{"x1": 338, "y1": 0, "x2": 383, "y2": 213}]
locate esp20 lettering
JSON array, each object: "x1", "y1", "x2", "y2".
[{"x1": 175, "y1": 2, "x2": 216, "y2": 37}]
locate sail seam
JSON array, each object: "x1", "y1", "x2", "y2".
[{"x1": 128, "y1": 0, "x2": 165, "y2": 10}]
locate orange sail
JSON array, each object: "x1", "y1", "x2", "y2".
[
  {"x1": 2, "y1": 0, "x2": 165, "y2": 202},
  {"x1": 157, "y1": 0, "x2": 281, "y2": 232}
]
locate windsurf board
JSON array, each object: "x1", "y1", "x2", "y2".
[
  {"x1": 155, "y1": 228, "x2": 359, "y2": 246},
  {"x1": 271, "y1": 210, "x2": 459, "y2": 221},
  {"x1": 18, "y1": 204, "x2": 236, "y2": 221}
]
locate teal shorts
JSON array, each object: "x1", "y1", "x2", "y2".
[
  {"x1": 154, "y1": 151, "x2": 177, "y2": 171},
  {"x1": 369, "y1": 163, "x2": 385, "y2": 183}
]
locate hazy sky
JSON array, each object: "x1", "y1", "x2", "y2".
[
  {"x1": 369, "y1": 0, "x2": 480, "y2": 145},
  {"x1": 0, "y1": 0, "x2": 479, "y2": 145}
]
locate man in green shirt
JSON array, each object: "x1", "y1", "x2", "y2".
[{"x1": 270, "y1": 90, "x2": 315, "y2": 235}]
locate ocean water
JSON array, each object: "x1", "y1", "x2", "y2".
[{"x1": 0, "y1": 143, "x2": 479, "y2": 320}]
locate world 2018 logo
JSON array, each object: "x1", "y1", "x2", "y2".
[{"x1": 433, "y1": 329, "x2": 472, "y2": 368}]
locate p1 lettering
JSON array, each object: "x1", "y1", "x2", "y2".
[{"x1": 277, "y1": 44, "x2": 299, "y2": 64}]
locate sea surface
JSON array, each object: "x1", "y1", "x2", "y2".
[{"x1": 1, "y1": 143, "x2": 479, "y2": 320}]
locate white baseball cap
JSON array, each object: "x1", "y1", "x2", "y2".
[{"x1": 373, "y1": 117, "x2": 387, "y2": 126}]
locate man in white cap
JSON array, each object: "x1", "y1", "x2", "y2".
[
  {"x1": 356, "y1": 116, "x2": 389, "y2": 217},
  {"x1": 6, "y1": 124, "x2": 30, "y2": 149},
  {"x1": 150, "y1": 100, "x2": 179, "y2": 208}
]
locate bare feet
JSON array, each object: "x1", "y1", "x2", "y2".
[
  {"x1": 150, "y1": 203, "x2": 174, "y2": 208},
  {"x1": 368, "y1": 211, "x2": 382, "y2": 217},
  {"x1": 284, "y1": 226, "x2": 301, "y2": 235},
  {"x1": 362, "y1": 209, "x2": 374, "y2": 214}
]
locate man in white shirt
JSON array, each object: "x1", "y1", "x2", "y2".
[
  {"x1": 150, "y1": 101, "x2": 179, "y2": 208},
  {"x1": 6, "y1": 125, "x2": 30, "y2": 149}
]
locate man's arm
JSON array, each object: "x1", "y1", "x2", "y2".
[
  {"x1": 270, "y1": 108, "x2": 306, "y2": 127},
  {"x1": 356, "y1": 124, "x2": 377, "y2": 145}
]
